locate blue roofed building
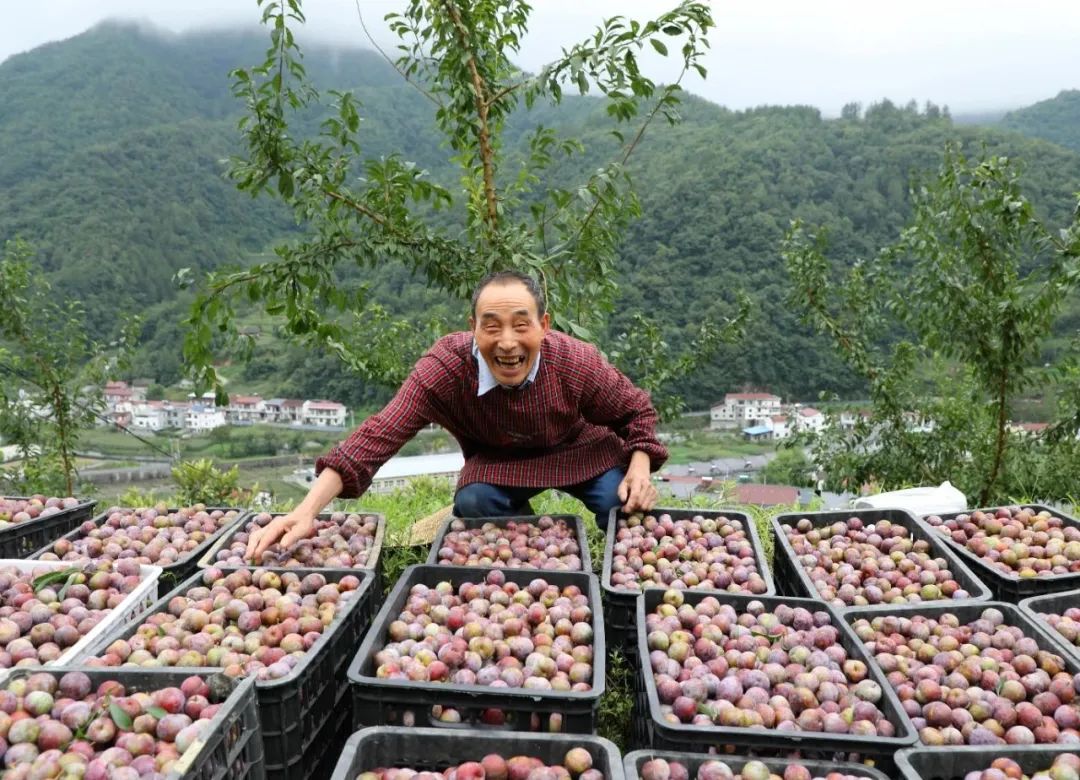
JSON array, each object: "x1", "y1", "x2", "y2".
[{"x1": 742, "y1": 424, "x2": 772, "y2": 441}]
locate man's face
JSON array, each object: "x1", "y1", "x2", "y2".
[{"x1": 470, "y1": 280, "x2": 550, "y2": 387}]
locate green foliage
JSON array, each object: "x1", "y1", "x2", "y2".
[
  {"x1": 170, "y1": 458, "x2": 248, "y2": 506},
  {"x1": 762, "y1": 448, "x2": 814, "y2": 487},
  {"x1": 607, "y1": 306, "x2": 749, "y2": 420},
  {"x1": 348, "y1": 475, "x2": 455, "y2": 544},
  {"x1": 182, "y1": 0, "x2": 736, "y2": 417},
  {"x1": 783, "y1": 148, "x2": 1080, "y2": 504},
  {"x1": 377, "y1": 544, "x2": 429, "y2": 603},
  {"x1": 7, "y1": 28, "x2": 1080, "y2": 409},
  {"x1": 663, "y1": 432, "x2": 774, "y2": 464},
  {"x1": 0, "y1": 240, "x2": 137, "y2": 495},
  {"x1": 1001, "y1": 90, "x2": 1080, "y2": 152},
  {"x1": 116, "y1": 486, "x2": 165, "y2": 508},
  {"x1": 598, "y1": 649, "x2": 634, "y2": 748}
]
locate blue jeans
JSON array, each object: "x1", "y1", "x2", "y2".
[{"x1": 453, "y1": 467, "x2": 625, "y2": 529}]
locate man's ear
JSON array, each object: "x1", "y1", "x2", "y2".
[
  {"x1": 540, "y1": 312, "x2": 551, "y2": 332},
  {"x1": 468, "y1": 315, "x2": 476, "y2": 331}
]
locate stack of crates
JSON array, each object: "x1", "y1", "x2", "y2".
[{"x1": 21, "y1": 505, "x2": 384, "y2": 780}]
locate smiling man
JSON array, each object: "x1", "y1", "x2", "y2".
[{"x1": 246, "y1": 270, "x2": 667, "y2": 560}]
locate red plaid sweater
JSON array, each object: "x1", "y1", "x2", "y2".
[{"x1": 316, "y1": 330, "x2": 668, "y2": 498}]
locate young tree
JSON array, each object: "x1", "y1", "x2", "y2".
[
  {"x1": 182, "y1": 0, "x2": 745, "y2": 417},
  {"x1": 0, "y1": 240, "x2": 138, "y2": 495},
  {"x1": 761, "y1": 447, "x2": 813, "y2": 487},
  {"x1": 783, "y1": 147, "x2": 1080, "y2": 504}
]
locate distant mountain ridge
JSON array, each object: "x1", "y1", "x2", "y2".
[
  {"x1": 1001, "y1": 90, "x2": 1080, "y2": 152},
  {"x1": 2, "y1": 22, "x2": 1079, "y2": 409}
]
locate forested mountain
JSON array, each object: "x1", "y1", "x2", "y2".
[
  {"x1": 3, "y1": 23, "x2": 1079, "y2": 409},
  {"x1": 1001, "y1": 90, "x2": 1080, "y2": 152}
]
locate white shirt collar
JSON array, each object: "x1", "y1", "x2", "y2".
[{"x1": 473, "y1": 339, "x2": 541, "y2": 396}]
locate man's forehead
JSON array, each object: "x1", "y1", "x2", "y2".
[
  {"x1": 475, "y1": 282, "x2": 538, "y2": 317},
  {"x1": 479, "y1": 307, "x2": 532, "y2": 319}
]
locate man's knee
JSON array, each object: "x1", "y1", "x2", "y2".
[
  {"x1": 453, "y1": 482, "x2": 526, "y2": 517},
  {"x1": 581, "y1": 468, "x2": 625, "y2": 529},
  {"x1": 453, "y1": 483, "x2": 496, "y2": 517},
  {"x1": 587, "y1": 489, "x2": 622, "y2": 518}
]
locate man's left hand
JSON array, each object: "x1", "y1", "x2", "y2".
[{"x1": 618, "y1": 458, "x2": 658, "y2": 513}]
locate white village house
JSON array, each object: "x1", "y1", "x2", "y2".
[
  {"x1": 185, "y1": 403, "x2": 227, "y2": 433},
  {"x1": 281, "y1": 399, "x2": 304, "y2": 424},
  {"x1": 710, "y1": 393, "x2": 782, "y2": 430},
  {"x1": 224, "y1": 395, "x2": 346, "y2": 427},
  {"x1": 228, "y1": 395, "x2": 266, "y2": 424},
  {"x1": 131, "y1": 401, "x2": 167, "y2": 431},
  {"x1": 101, "y1": 380, "x2": 350, "y2": 433},
  {"x1": 302, "y1": 400, "x2": 347, "y2": 427},
  {"x1": 162, "y1": 400, "x2": 190, "y2": 429},
  {"x1": 742, "y1": 405, "x2": 824, "y2": 441},
  {"x1": 795, "y1": 406, "x2": 826, "y2": 434}
]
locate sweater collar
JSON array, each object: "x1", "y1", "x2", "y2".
[{"x1": 472, "y1": 339, "x2": 541, "y2": 395}]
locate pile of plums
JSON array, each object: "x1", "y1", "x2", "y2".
[
  {"x1": 608, "y1": 513, "x2": 768, "y2": 594},
  {"x1": 963, "y1": 754, "x2": 1080, "y2": 780},
  {"x1": 435, "y1": 517, "x2": 583, "y2": 570},
  {"x1": 781, "y1": 516, "x2": 972, "y2": 607},
  {"x1": 0, "y1": 671, "x2": 235, "y2": 778},
  {"x1": 644, "y1": 592, "x2": 894, "y2": 737},
  {"x1": 356, "y1": 749, "x2": 601, "y2": 780},
  {"x1": 86, "y1": 567, "x2": 363, "y2": 681},
  {"x1": 923, "y1": 506, "x2": 1080, "y2": 578},
  {"x1": 640, "y1": 758, "x2": 874, "y2": 780},
  {"x1": 0, "y1": 496, "x2": 80, "y2": 527},
  {"x1": 372, "y1": 571, "x2": 595, "y2": 698},
  {"x1": 850, "y1": 606, "x2": 1080, "y2": 745},
  {"x1": 0, "y1": 561, "x2": 147, "y2": 669},
  {"x1": 1036, "y1": 605, "x2": 1080, "y2": 653},
  {"x1": 211, "y1": 511, "x2": 379, "y2": 568},
  {"x1": 39, "y1": 506, "x2": 241, "y2": 567}
]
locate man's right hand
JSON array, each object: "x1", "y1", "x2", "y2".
[{"x1": 245, "y1": 510, "x2": 315, "y2": 562}]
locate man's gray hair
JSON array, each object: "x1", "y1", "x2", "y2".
[{"x1": 471, "y1": 271, "x2": 546, "y2": 318}]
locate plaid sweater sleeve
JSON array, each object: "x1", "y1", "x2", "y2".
[
  {"x1": 315, "y1": 367, "x2": 439, "y2": 499},
  {"x1": 575, "y1": 342, "x2": 668, "y2": 471}
]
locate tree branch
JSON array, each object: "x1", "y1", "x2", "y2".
[
  {"x1": 354, "y1": 0, "x2": 442, "y2": 107},
  {"x1": 983, "y1": 368, "x2": 1010, "y2": 505},
  {"x1": 324, "y1": 188, "x2": 392, "y2": 228},
  {"x1": 443, "y1": 0, "x2": 499, "y2": 233},
  {"x1": 570, "y1": 71, "x2": 686, "y2": 245}
]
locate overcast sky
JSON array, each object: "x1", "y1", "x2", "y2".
[{"x1": 2, "y1": 1, "x2": 1079, "y2": 116}]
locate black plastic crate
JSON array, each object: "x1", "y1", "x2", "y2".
[
  {"x1": 1, "y1": 666, "x2": 264, "y2": 780},
  {"x1": 771, "y1": 508, "x2": 992, "y2": 612},
  {"x1": 0, "y1": 495, "x2": 96, "y2": 558},
  {"x1": 1019, "y1": 588, "x2": 1080, "y2": 665},
  {"x1": 842, "y1": 600, "x2": 1080, "y2": 747},
  {"x1": 426, "y1": 513, "x2": 592, "y2": 572},
  {"x1": 634, "y1": 590, "x2": 915, "y2": 763},
  {"x1": 624, "y1": 749, "x2": 891, "y2": 780},
  {"x1": 330, "y1": 726, "x2": 625, "y2": 780},
  {"x1": 895, "y1": 745, "x2": 1080, "y2": 780},
  {"x1": 75, "y1": 566, "x2": 377, "y2": 780},
  {"x1": 602, "y1": 507, "x2": 775, "y2": 653},
  {"x1": 308, "y1": 695, "x2": 355, "y2": 780},
  {"x1": 920, "y1": 504, "x2": 1080, "y2": 601},
  {"x1": 29, "y1": 505, "x2": 248, "y2": 587},
  {"x1": 200, "y1": 510, "x2": 386, "y2": 595},
  {"x1": 349, "y1": 564, "x2": 605, "y2": 734}
]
